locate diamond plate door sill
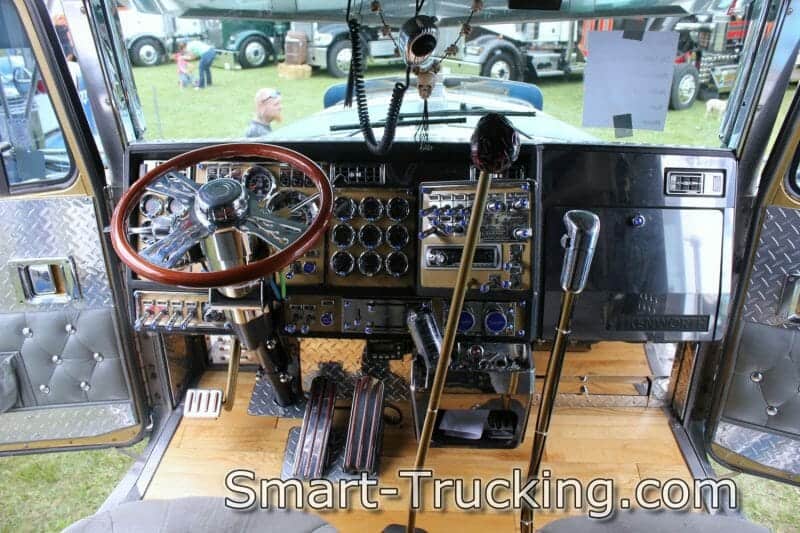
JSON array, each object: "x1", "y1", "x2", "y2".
[
  {"x1": 714, "y1": 420, "x2": 800, "y2": 476},
  {"x1": 0, "y1": 402, "x2": 136, "y2": 444}
]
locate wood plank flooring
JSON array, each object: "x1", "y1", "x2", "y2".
[{"x1": 146, "y1": 343, "x2": 688, "y2": 532}]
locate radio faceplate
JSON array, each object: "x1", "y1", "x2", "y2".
[{"x1": 418, "y1": 180, "x2": 533, "y2": 292}]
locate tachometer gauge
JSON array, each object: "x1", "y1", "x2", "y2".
[
  {"x1": 244, "y1": 165, "x2": 276, "y2": 200},
  {"x1": 139, "y1": 194, "x2": 165, "y2": 219},
  {"x1": 266, "y1": 190, "x2": 318, "y2": 226}
]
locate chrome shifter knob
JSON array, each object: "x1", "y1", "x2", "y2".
[{"x1": 560, "y1": 210, "x2": 600, "y2": 294}]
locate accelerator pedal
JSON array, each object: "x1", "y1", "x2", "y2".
[
  {"x1": 343, "y1": 376, "x2": 385, "y2": 475},
  {"x1": 183, "y1": 389, "x2": 223, "y2": 419},
  {"x1": 292, "y1": 376, "x2": 337, "y2": 479}
]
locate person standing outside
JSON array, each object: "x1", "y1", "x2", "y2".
[
  {"x1": 184, "y1": 39, "x2": 216, "y2": 89},
  {"x1": 245, "y1": 88, "x2": 282, "y2": 138}
]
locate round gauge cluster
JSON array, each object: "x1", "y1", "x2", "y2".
[
  {"x1": 329, "y1": 194, "x2": 413, "y2": 279},
  {"x1": 243, "y1": 165, "x2": 277, "y2": 200}
]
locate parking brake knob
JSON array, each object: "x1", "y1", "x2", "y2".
[
  {"x1": 470, "y1": 113, "x2": 520, "y2": 174},
  {"x1": 560, "y1": 210, "x2": 600, "y2": 294}
]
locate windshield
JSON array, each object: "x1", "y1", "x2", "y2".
[{"x1": 119, "y1": 0, "x2": 794, "y2": 148}]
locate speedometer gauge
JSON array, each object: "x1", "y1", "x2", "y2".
[{"x1": 244, "y1": 165, "x2": 276, "y2": 200}]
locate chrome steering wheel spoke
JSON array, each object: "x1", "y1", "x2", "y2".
[
  {"x1": 145, "y1": 172, "x2": 199, "y2": 208},
  {"x1": 238, "y1": 205, "x2": 309, "y2": 251},
  {"x1": 140, "y1": 215, "x2": 212, "y2": 268}
]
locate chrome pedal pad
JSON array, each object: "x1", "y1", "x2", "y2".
[{"x1": 183, "y1": 388, "x2": 223, "y2": 419}]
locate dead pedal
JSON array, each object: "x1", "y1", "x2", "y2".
[
  {"x1": 183, "y1": 388, "x2": 223, "y2": 419},
  {"x1": 293, "y1": 376, "x2": 337, "y2": 479},
  {"x1": 343, "y1": 376, "x2": 385, "y2": 475}
]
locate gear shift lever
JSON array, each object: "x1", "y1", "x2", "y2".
[
  {"x1": 520, "y1": 209, "x2": 600, "y2": 532},
  {"x1": 385, "y1": 114, "x2": 520, "y2": 533}
]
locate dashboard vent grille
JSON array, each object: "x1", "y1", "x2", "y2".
[
  {"x1": 331, "y1": 163, "x2": 386, "y2": 185},
  {"x1": 665, "y1": 170, "x2": 725, "y2": 197}
]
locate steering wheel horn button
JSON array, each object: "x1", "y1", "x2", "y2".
[{"x1": 196, "y1": 178, "x2": 248, "y2": 224}]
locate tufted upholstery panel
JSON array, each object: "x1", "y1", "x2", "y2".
[
  {"x1": 0, "y1": 308, "x2": 129, "y2": 407},
  {"x1": 723, "y1": 321, "x2": 800, "y2": 436}
]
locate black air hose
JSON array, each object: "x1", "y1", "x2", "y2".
[{"x1": 347, "y1": 18, "x2": 408, "y2": 156}]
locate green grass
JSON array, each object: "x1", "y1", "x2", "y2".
[{"x1": 0, "y1": 441, "x2": 146, "y2": 533}]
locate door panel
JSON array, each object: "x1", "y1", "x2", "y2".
[
  {"x1": 711, "y1": 208, "x2": 800, "y2": 482},
  {"x1": 0, "y1": 0, "x2": 144, "y2": 452}
]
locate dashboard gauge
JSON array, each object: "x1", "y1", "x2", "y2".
[
  {"x1": 331, "y1": 224, "x2": 356, "y2": 248},
  {"x1": 330, "y1": 251, "x2": 355, "y2": 277},
  {"x1": 358, "y1": 196, "x2": 384, "y2": 221},
  {"x1": 333, "y1": 196, "x2": 357, "y2": 221},
  {"x1": 140, "y1": 194, "x2": 165, "y2": 219},
  {"x1": 385, "y1": 251, "x2": 409, "y2": 278},
  {"x1": 357, "y1": 251, "x2": 383, "y2": 277},
  {"x1": 168, "y1": 198, "x2": 187, "y2": 216},
  {"x1": 266, "y1": 190, "x2": 318, "y2": 225},
  {"x1": 244, "y1": 165, "x2": 276, "y2": 200},
  {"x1": 386, "y1": 197, "x2": 410, "y2": 221},
  {"x1": 386, "y1": 224, "x2": 410, "y2": 249},
  {"x1": 358, "y1": 223, "x2": 383, "y2": 249}
]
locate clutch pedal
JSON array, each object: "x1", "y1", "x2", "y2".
[
  {"x1": 183, "y1": 388, "x2": 223, "y2": 419},
  {"x1": 293, "y1": 376, "x2": 337, "y2": 479},
  {"x1": 343, "y1": 376, "x2": 385, "y2": 475}
]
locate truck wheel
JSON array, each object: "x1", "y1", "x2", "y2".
[
  {"x1": 669, "y1": 63, "x2": 700, "y2": 110},
  {"x1": 130, "y1": 37, "x2": 164, "y2": 67},
  {"x1": 327, "y1": 39, "x2": 355, "y2": 78},
  {"x1": 481, "y1": 51, "x2": 520, "y2": 81},
  {"x1": 239, "y1": 36, "x2": 272, "y2": 69}
]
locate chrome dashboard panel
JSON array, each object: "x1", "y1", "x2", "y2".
[{"x1": 125, "y1": 142, "x2": 737, "y2": 344}]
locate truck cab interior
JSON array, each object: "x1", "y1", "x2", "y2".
[{"x1": 0, "y1": 0, "x2": 799, "y2": 531}]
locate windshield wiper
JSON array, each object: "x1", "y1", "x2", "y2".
[{"x1": 330, "y1": 116, "x2": 467, "y2": 132}]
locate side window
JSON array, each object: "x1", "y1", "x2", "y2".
[{"x1": 0, "y1": 1, "x2": 75, "y2": 191}]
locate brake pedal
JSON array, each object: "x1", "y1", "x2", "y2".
[
  {"x1": 343, "y1": 376, "x2": 385, "y2": 475},
  {"x1": 183, "y1": 388, "x2": 223, "y2": 419},
  {"x1": 293, "y1": 376, "x2": 337, "y2": 479}
]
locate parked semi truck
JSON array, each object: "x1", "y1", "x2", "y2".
[
  {"x1": 119, "y1": 5, "x2": 286, "y2": 69},
  {"x1": 445, "y1": 5, "x2": 751, "y2": 110},
  {"x1": 288, "y1": 22, "x2": 403, "y2": 77}
]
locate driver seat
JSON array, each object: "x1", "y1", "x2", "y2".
[{"x1": 63, "y1": 497, "x2": 337, "y2": 533}]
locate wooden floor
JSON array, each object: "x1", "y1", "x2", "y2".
[{"x1": 146, "y1": 343, "x2": 690, "y2": 532}]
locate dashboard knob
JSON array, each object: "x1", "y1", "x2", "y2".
[
  {"x1": 514, "y1": 227, "x2": 533, "y2": 240},
  {"x1": 364, "y1": 322, "x2": 374, "y2": 335},
  {"x1": 484, "y1": 309, "x2": 509, "y2": 334},
  {"x1": 512, "y1": 198, "x2": 530, "y2": 211},
  {"x1": 284, "y1": 323, "x2": 297, "y2": 334},
  {"x1": 426, "y1": 250, "x2": 447, "y2": 266},
  {"x1": 302, "y1": 261, "x2": 317, "y2": 274},
  {"x1": 320, "y1": 312, "x2": 334, "y2": 327},
  {"x1": 487, "y1": 201, "x2": 505, "y2": 213},
  {"x1": 418, "y1": 227, "x2": 438, "y2": 240},
  {"x1": 300, "y1": 324, "x2": 310, "y2": 334}
]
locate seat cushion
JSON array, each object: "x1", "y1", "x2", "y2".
[
  {"x1": 62, "y1": 497, "x2": 337, "y2": 533},
  {"x1": 539, "y1": 510, "x2": 768, "y2": 533}
]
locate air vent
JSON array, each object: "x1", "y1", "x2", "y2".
[
  {"x1": 331, "y1": 163, "x2": 386, "y2": 185},
  {"x1": 665, "y1": 170, "x2": 724, "y2": 196}
]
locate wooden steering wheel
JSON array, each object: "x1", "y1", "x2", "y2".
[{"x1": 110, "y1": 143, "x2": 333, "y2": 288}]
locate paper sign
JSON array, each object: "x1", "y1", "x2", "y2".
[{"x1": 582, "y1": 31, "x2": 679, "y2": 133}]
